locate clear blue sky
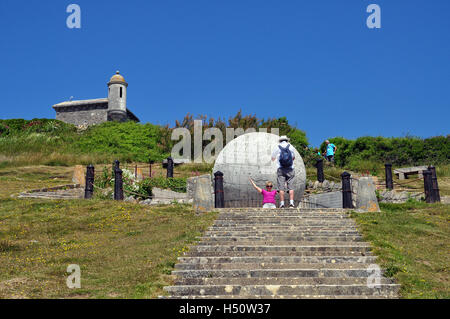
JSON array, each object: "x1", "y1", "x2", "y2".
[{"x1": 1, "y1": 0, "x2": 449, "y2": 147}]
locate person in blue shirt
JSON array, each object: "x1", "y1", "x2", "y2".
[{"x1": 325, "y1": 140, "x2": 337, "y2": 163}]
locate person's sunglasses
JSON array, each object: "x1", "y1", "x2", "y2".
[{"x1": 267, "y1": 186, "x2": 272, "y2": 188}]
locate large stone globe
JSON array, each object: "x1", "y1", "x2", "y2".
[{"x1": 213, "y1": 132, "x2": 306, "y2": 207}]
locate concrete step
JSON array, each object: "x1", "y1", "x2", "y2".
[
  {"x1": 198, "y1": 236, "x2": 363, "y2": 242},
  {"x1": 189, "y1": 242, "x2": 371, "y2": 252},
  {"x1": 214, "y1": 220, "x2": 354, "y2": 225},
  {"x1": 165, "y1": 207, "x2": 398, "y2": 299},
  {"x1": 174, "y1": 277, "x2": 395, "y2": 286},
  {"x1": 217, "y1": 215, "x2": 348, "y2": 221},
  {"x1": 205, "y1": 229, "x2": 363, "y2": 235},
  {"x1": 209, "y1": 226, "x2": 360, "y2": 232},
  {"x1": 186, "y1": 251, "x2": 371, "y2": 257},
  {"x1": 211, "y1": 225, "x2": 358, "y2": 230},
  {"x1": 174, "y1": 262, "x2": 379, "y2": 270},
  {"x1": 214, "y1": 217, "x2": 355, "y2": 222},
  {"x1": 191, "y1": 240, "x2": 368, "y2": 246},
  {"x1": 171, "y1": 268, "x2": 385, "y2": 279},
  {"x1": 177, "y1": 256, "x2": 377, "y2": 265},
  {"x1": 18, "y1": 193, "x2": 80, "y2": 199},
  {"x1": 215, "y1": 216, "x2": 352, "y2": 220},
  {"x1": 164, "y1": 284, "x2": 400, "y2": 297},
  {"x1": 215, "y1": 215, "x2": 351, "y2": 219},
  {"x1": 205, "y1": 230, "x2": 361, "y2": 236},
  {"x1": 213, "y1": 221, "x2": 357, "y2": 227},
  {"x1": 187, "y1": 244, "x2": 372, "y2": 253}
]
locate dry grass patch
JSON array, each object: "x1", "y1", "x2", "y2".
[{"x1": 0, "y1": 199, "x2": 217, "y2": 298}]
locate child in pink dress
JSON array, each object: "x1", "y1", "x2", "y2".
[{"x1": 249, "y1": 178, "x2": 277, "y2": 208}]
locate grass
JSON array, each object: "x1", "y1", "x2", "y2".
[
  {"x1": 176, "y1": 162, "x2": 214, "y2": 175},
  {"x1": 0, "y1": 199, "x2": 217, "y2": 298},
  {"x1": 0, "y1": 151, "x2": 115, "y2": 169},
  {"x1": 0, "y1": 164, "x2": 217, "y2": 299},
  {"x1": 0, "y1": 166, "x2": 74, "y2": 199},
  {"x1": 306, "y1": 164, "x2": 344, "y2": 183},
  {"x1": 351, "y1": 201, "x2": 449, "y2": 298},
  {"x1": 1, "y1": 164, "x2": 449, "y2": 299}
]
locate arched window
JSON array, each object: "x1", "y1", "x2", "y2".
[{"x1": 120, "y1": 87, "x2": 123, "y2": 98}]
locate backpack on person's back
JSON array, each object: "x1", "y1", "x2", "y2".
[{"x1": 278, "y1": 144, "x2": 293, "y2": 168}]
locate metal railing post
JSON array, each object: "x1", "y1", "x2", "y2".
[
  {"x1": 84, "y1": 164, "x2": 95, "y2": 199},
  {"x1": 317, "y1": 158, "x2": 324, "y2": 183},
  {"x1": 166, "y1": 157, "x2": 174, "y2": 178},
  {"x1": 423, "y1": 170, "x2": 433, "y2": 203},
  {"x1": 114, "y1": 160, "x2": 124, "y2": 201},
  {"x1": 385, "y1": 163, "x2": 393, "y2": 190},
  {"x1": 341, "y1": 171, "x2": 353, "y2": 209},
  {"x1": 214, "y1": 171, "x2": 225, "y2": 208},
  {"x1": 428, "y1": 166, "x2": 440, "y2": 203}
]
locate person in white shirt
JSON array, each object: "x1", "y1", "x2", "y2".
[{"x1": 271, "y1": 135, "x2": 296, "y2": 208}]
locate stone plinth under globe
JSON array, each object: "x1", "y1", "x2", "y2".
[{"x1": 213, "y1": 132, "x2": 306, "y2": 207}]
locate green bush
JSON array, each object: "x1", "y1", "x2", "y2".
[
  {"x1": 0, "y1": 119, "x2": 170, "y2": 166},
  {"x1": 0, "y1": 119, "x2": 76, "y2": 135},
  {"x1": 320, "y1": 135, "x2": 449, "y2": 170},
  {"x1": 94, "y1": 166, "x2": 149, "y2": 199},
  {"x1": 0, "y1": 123, "x2": 9, "y2": 137},
  {"x1": 0, "y1": 119, "x2": 27, "y2": 132},
  {"x1": 94, "y1": 166, "x2": 187, "y2": 200},
  {"x1": 1, "y1": 117, "x2": 447, "y2": 172},
  {"x1": 138, "y1": 177, "x2": 187, "y2": 195},
  {"x1": 76, "y1": 121, "x2": 169, "y2": 163},
  {"x1": 174, "y1": 112, "x2": 310, "y2": 158}
]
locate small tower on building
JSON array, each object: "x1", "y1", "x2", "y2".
[
  {"x1": 52, "y1": 70, "x2": 139, "y2": 126},
  {"x1": 107, "y1": 71, "x2": 128, "y2": 122}
]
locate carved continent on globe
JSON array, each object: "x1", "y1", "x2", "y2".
[{"x1": 213, "y1": 132, "x2": 306, "y2": 207}]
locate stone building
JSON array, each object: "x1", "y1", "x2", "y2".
[{"x1": 52, "y1": 71, "x2": 139, "y2": 127}]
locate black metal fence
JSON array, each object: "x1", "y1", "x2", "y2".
[{"x1": 81, "y1": 160, "x2": 441, "y2": 206}]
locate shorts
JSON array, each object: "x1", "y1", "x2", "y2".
[
  {"x1": 263, "y1": 203, "x2": 277, "y2": 209},
  {"x1": 277, "y1": 167, "x2": 295, "y2": 191},
  {"x1": 326, "y1": 155, "x2": 334, "y2": 162}
]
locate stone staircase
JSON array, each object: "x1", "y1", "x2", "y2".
[{"x1": 163, "y1": 208, "x2": 400, "y2": 299}]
